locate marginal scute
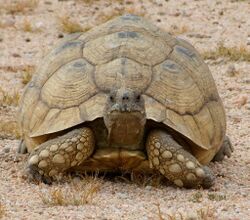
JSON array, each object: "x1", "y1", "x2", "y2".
[
  {"x1": 31, "y1": 107, "x2": 82, "y2": 137},
  {"x1": 175, "y1": 45, "x2": 200, "y2": 66}
]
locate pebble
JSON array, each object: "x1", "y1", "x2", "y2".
[
  {"x1": 226, "y1": 64, "x2": 238, "y2": 77},
  {"x1": 233, "y1": 94, "x2": 248, "y2": 108},
  {"x1": 186, "y1": 212, "x2": 198, "y2": 220},
  {"x1": 117, "y1": 192, "x2": 128, "y2": 199},
  {"x1": 4, "y1": 147, "x2": 10, "y2": 153}
]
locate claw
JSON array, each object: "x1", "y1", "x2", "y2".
[{"x1": 27, "y1": 165, "x2": 52, "y2": 185}]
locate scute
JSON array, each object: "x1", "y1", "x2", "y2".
[
  {"x1": 41, "y1": 58, "x2": 96, "y2": 108},
  {"x1": 95, "y1": 58, "x2": 152, "y2": 92},
  {"x1": 83, "y1": 30, "x2": 171, "y2": 65},
  {"x1": 146, "y1": 59, "x2": 204, "y2": 114}
]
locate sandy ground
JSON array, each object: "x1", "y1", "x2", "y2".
[{"x1": 0, "y1": 0, "x2": 250, "y2": 219}]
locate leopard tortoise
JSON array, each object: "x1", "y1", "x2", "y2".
[{"x1": 18, "y1": 14, "x2": 233, "y2": 188}]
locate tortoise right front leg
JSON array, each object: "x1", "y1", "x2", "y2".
[{"x1": 27, "y1": 127, "x2": 95, "y2": 183}]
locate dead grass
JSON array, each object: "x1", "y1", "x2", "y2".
[
  {"x1": 77, "y1": 0, "x2": 124, "y2": 5},
  {"x1": 116, "y1": 171, "x2": 163, "y2": 188},
  {"x1": 0, "y1": 202, "x2": 5, "y2": 219},
  {"x1": 0, "y1": 87, "x2": 20, "y2": 107},
  {"x1": 0, "y1": 120, "x2": 20, "y2": 139},
  {"x1": 21, "y1": 65, "x2": 35, "y2": 84},
  {"x1": 1, "y1": 0, "x2": 38, "y2": 14},
  {"x1": 58, "y1": 16, "x2": 92, "y2": 33},
  {"x1": 95, "y1": 7, "x2": 145, "y2": 24},
  {"x1": 157, "y1": 206, "x2": 216, "y2": 220},
  {"x1": 38, "y1": 176, "x2": 102, "y2": 206},
  {"x1": 0, "y1": 64, "x2": 34, "y2": 84},
  {"x1": 202, "y1": 42, "x2": 250, "y2": 61},
  {"x1": 0, "y1": 20, "x2": 15, "y2": 29},
  {"x1": 156, "y1": 203, "x2": 164, "y2": 220},
  {"x1": 207, "y1": 193, "x2": 226, "y2": 201},
  {"x1": 0, "y1": 64, "x2": 35, "y2": 73},
  {"x1": 22, "y1": 18, "x2": 33, "y2": 32},
  {"x1": 196, "y1": 207, "x2": 216, "y2": 220},
  {"x1": 169, "y1": 25, "x2": 190, "y2": 36},
  {"x1": 130, "y1": 172, "x2": 163, "y2": 187},
  {"x1": 189, "y1": 191, "x2": 203, "y2": 203}
]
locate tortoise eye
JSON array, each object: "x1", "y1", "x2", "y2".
[
  {"x1": 136, "y1": 95, "x2": 141, "y2": 101},
  {"x1": 109, "y1": 96, "x2": 114, "y2": 102}
]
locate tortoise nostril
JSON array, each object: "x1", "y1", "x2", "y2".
[{"x1": 122, "y1": 94, "x2": 129, "y2": 101}]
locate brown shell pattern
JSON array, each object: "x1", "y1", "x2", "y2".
[{"x1": 19, "y1": 15, "x2": 226, "y2": 154}]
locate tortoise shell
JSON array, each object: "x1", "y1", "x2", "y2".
[{"x1": 18, "y1": 15, "x2": 226, "y2": 164}]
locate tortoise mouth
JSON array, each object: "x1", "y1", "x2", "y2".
[
  {"x1": 108, "y1": 103, "x2": 145, "y2": 114},
  {"x1": 108, "y1": 110, "x2": 145, "y2": 117}
]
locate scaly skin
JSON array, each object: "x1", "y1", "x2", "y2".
[
  {"x1": 27, "y1": 127, "x2": 94, "y2": 183},
  {"x1": 146, "y1": 129, "x2": 215, "y2": 188}
]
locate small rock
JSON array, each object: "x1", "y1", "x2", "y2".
[
  {"x1": 117, "y1": 192, "x2": 128, "y2": 199},
  {"x1": 58, "y1": 33, "x2": 64, "y2": 38},
  {"x1": 12, "y1": 53, "x2": 21, "y2": 58},
  {"x1": 226, "y1": 64, "x2": 238, "y2": 77},
  {"x1": 245, "y1": 104, "x2": 250, "y2": 110},
  {"x1": 233, "y1": 94, "x2": 248, "y2": 108},
  {"x1": 35, "y1": 21, "x2": 45, "y2": 30},
  {"x1": 145, "y1": 186, "x2": 152, "y2": 191},
  {"x1": 0, "y1": 18, "x2": 15, "y2": 28},
  {"x1": 4, "y1": 147, "x2": 10, "y2": 153},
  {"x1": 25, "y1": 38, "x2": 31, "y2": 42},
  {"x1": 186, "y1": 212, "x2": 198, "y2": 220},
  {"x1": 219, "y1": 10, "x2": 224, "y2": 16},
  {"x1": 44, "y1": 1, "x2": 52, "y2": 5},
  {"x1": 170, "y1": 11, "x2": 181, "y2": 17}
]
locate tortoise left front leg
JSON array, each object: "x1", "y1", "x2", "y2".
[{"x1": 146, "y1": 129, "x2": 215, "y2": 188}]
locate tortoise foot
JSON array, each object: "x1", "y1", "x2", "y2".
[
  {"x1": 213, "y1": 136, "x2": 233, "y2": 162},
  {"x1": 146, "y1": 129, "x2": 215, "y2": 188},
  {"x1": 27, "y1": 127, "x2": 95, "y2": 183}
]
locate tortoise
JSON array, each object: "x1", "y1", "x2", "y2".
[{"x1": 18, "y1": 14, "x2": 233, "y2": 188}]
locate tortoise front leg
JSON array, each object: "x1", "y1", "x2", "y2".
[
  {"x1": 27, "y1": 127, "x2": 94, "y2": 183},
  {"x1": 146, "y1": 129, "x2": 215, "y2": 188}
]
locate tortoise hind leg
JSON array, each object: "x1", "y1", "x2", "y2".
[
  {"x1": 27, "y1": 127, "x2": 94, "y2": 184},
  {"x1": 212, "y1": 136, "x2": 233, "y2": 162},
  {"x1": 18, "y1": 140, "x2": 28, "y2": 154},
  {"x1": 146, "y1": 129, "x2": 215, "y2": 188}
]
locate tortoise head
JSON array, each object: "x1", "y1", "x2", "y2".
[{"x1": 104, "y1": 88, "x2": 146, "y2": 146}]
